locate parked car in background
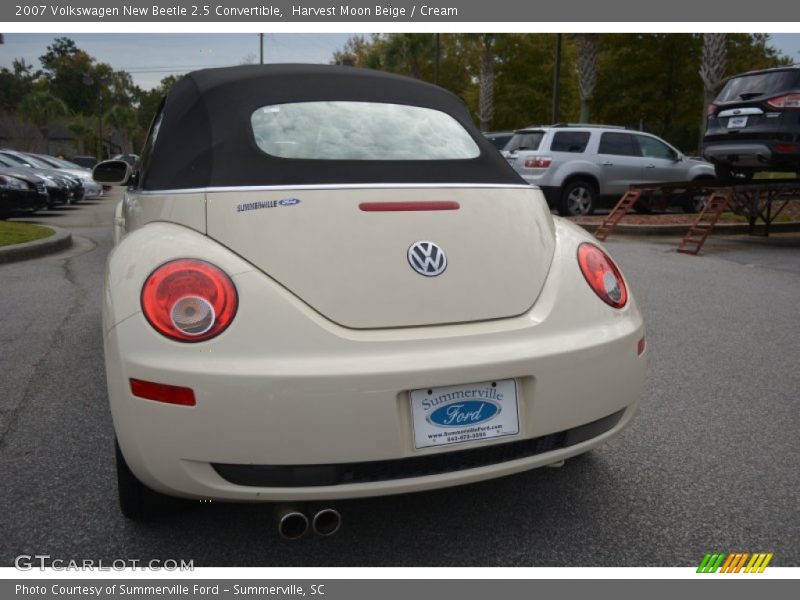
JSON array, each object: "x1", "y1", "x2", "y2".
[
  {"x1": 94, "y1": 65, "x2": 645, "y2": 528},
  {"x1": 503, "y1": 124, "x2": 717, "y2": 216},
  {"x1": 0, "y1": 168, "x2": 47, "y2": 217},
  {"x1": 28, "y1": 152, "x2": 104, "y2": 198},
  {"x1": 482, "y1": 131, "x2": 515, "y2": 151},
  {"x1": 112, "y1": 153, "x2": 139, "y2": 166},
  {"x1": 0, "y1": 154, "x2": 74, "y2": 208},
  {"x1": 69, "y1": 155, "x2": 99, "y2": 169},
  {"x1": 703, "y1": 65, "x2": 800, "y2": 180},
  {"x1": 0, "y1": 150, "x2": 86, "y2": 203}
]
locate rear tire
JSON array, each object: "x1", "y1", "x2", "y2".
[
  {"x1": 558, "y1": 180, "x2": 597, "y2": 217},
  {"x1": 116, "y1": 439, "x2": 181, "y2": 520},
  {"x1": 681, "y1": 178, "x2": 714, "y2": 213}
]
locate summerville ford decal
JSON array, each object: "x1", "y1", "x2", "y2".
[
  {"x1": 410, "y1": 379, "x2": 520, "y2": 449},
  {"x1": 236, "y1": 197, "x2": 301, "y2": 212}
]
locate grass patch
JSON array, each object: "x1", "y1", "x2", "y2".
[
  {"x1": 0, "y1": 221, "x2": 55, "y2": 247},
  {"x1": 754, "y1": 171, "x2": 796, "y2": 180}
]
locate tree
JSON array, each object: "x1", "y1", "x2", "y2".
[
  {"x1": 592, "y1": 34, "x2": 787, "y2": 153},
  {"x1": 104, "y1": 105, "x2": 139, "y2": 153},
  {"x1": 382, "y1": 34, "x2": 435, "y2": 80},
  {"x1": 67, "y1": 114, "x2": 93, "y2": 154},
  {"x1": 699, "y1": 33, "x2": 727, "y2": 148},
  {"x1": 134, "y1": 74, "x2": 182, "y2": 146},
  {"x1": 577, "y1": 34, "x2": 599, "y2": 123},
  {"x1": 475, "y1": 34, "x2": 496, "y2": 131},
  {"x1": 39, "y1": 37, "x2": 79, "y2": 71},
  {"x1": 0, "y1": 59, "x2": 39, "y2": 112},
  {"x1": 18, "y1": 89, "x2": 68, "y2": 153}
]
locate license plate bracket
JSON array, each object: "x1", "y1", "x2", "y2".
[
  {"x1": 409, "y1": 379, "x2": 520, "y2": 449},
  {"x1": 728, "y1": 116, "x2": 748, "y2": 128}
]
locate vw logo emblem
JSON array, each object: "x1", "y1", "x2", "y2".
[{"x1": 407, "y1": 241, "x2": 447, "y2": 277}]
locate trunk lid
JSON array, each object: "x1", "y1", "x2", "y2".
[{"x1": 205, "y1": 186, "x2": 555, "y2": 329}]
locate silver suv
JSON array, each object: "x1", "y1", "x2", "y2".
[{"x1": 503, "y1": 125, "x2": 716, "y2": 216}]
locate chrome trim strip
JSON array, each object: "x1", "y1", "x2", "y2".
[
  {"x1": 718, "y1": 107, "x2": 764, "y2": 117},
  {"x1": 137, "y1": 183, "x2": 535, "y2": 195}
]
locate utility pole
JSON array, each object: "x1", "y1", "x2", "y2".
[
  {"x1": 259, "y1": 33, "x2": 264, "y2": 64},
  {"x1": 551, "y1": 33, "x2": 562, "y2": 124}
]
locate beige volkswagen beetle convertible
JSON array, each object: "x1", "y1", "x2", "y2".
[{"x1": 95, "y1": 64, "x2": 645, "y2": 535}]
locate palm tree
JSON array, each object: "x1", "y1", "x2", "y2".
[
  {"x1": 18, "y1": 90, "x2": 68, "y2": 154},
  {"x1": 66, "y1": 114, "x2": 92, "y2": 154},
  {"x1": 699, "y1": 33, "x2": 727, "y2": 149},
  {"x1": 477, "y1": 34, "x2": 496, "y2": 131},
  {"x1": 577, "y1": 34, "x2": 599, "y2": 123},
  {"x1": 104, "y1": 105, "x2": 139, "y2": 153}
]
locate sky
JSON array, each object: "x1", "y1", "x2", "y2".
[
  {"x1": 0, "y1": 33, "x2": 357, "y2": 89},
  {"x1": 0, "y1": 32, "x2": 798, "y2": 91}
]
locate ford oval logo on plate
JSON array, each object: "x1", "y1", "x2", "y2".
[
  {"x1": 278, "y1": 197, "x2": 301, "y2": 206},
  {"x1": 428, "y1": 400, "x2": 501, "y2": 427}
]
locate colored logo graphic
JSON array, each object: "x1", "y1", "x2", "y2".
[
  {"x1": 428, "y1": 400, "x2": 501, "y2": 427},
  {"x1": 697, "y1": 552, "x2": 773, "y2": 573}
]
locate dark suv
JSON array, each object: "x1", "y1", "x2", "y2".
[{"x1": 703, "y1": 65, "x2": 800, "y2": 180}]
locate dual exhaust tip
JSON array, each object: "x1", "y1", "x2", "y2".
[{"x1": 278, "y1": 507, "x2": 341, "y2": 539}]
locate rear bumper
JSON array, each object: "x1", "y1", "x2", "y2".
[
  {"x1": 105, "y1": 218, "x2": 646, "y2": 502},
  {"x1": 703, "y1": 141, "x2": 800, "y2": 169}
]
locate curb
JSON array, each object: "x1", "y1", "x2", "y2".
[
  {"x1": 0, "y1": 226, "x2": 72, "y2": 265},
  {"x1": 573, "y1": 220, "x2": 800, "y2": 237}
]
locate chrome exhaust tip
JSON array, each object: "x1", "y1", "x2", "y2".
[
  {"x1": 277, "y1": 508, "x2": 309, "y2": 540},
  {"x1": 311, "y1": 508, "x2": 341, "y2": 537}
]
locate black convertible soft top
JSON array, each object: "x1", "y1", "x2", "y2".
[{"x1": 140, "y1": 64, "x2": 524, "y2": 190}]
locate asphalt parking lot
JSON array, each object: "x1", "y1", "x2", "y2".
[{"x1": 0, "y1": 192, "x2": 798, "y2": 567}]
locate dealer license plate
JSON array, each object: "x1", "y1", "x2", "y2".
[
  {"x1": 410, "y1": 379, "x2": 520, "y2": 449},
  {"x1": 728, "y1": 116, "x2": 748, "y2": 128}
]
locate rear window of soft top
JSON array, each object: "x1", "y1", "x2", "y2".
[{"x1": 250, "y1": 101, "x2": 480, "y2": 161}]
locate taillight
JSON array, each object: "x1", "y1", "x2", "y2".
[
  {"x1": 707, "y1": 103, "x2": 719, "y2": 117},
  {"x1": 766, "y1": 94, "x2": 800, "y2": 109},
  {"x1": 523, "y1": 156, "x2": 552, "y2": 169},
  {"x1": 577, "y1": 243, "x2": 628, "y2": 309},
  {"x1": 141, "y1": 259, "x2": 238, "y2": 342}
]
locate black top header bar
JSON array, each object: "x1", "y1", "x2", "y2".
[{"x1": 4, "y1": 0, "x2": 800, "y2": 22}]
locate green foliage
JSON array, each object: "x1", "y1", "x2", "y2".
[
  {"x1": 0, "y1": 59, "x2": 39, "y2": 112},
  {"x1": 3, "y1": 36, "x2": 148, "y2": 152},
  {"x1": 333, "y1": 32, "x2": 788, "y2": 151},
  {"x1": 66, "y1": 114, "x2": 93, "y2": 154},
  {"x1": 18, "y1": 90, "x2": 68, "y2": 128},
  {"x1": 134, "y1": 75, "x2": 182, "y2": 147},
  {"x1": 592, "y1": 34, "x2": 789, "y2": 153}
]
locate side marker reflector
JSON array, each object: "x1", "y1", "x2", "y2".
[{"x1": 130, "y1": 378, "x2": 196, "y2": 406}]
